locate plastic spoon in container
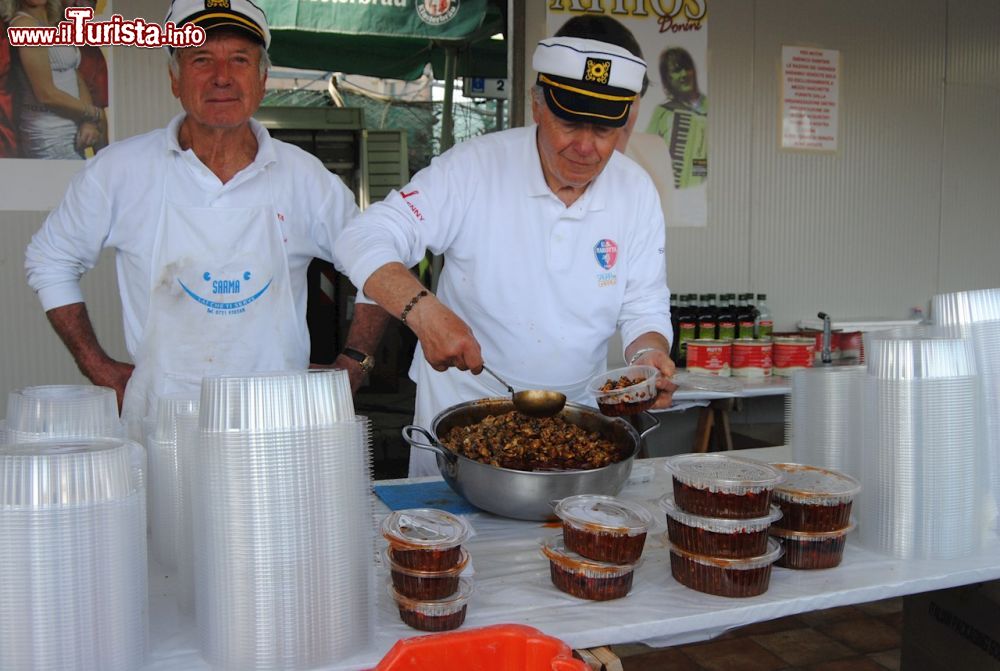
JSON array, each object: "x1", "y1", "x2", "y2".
[{"x1": 480, "y1": 365, "x2": 566, "y2": 418}]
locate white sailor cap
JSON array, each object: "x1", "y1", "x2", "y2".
[
  {"x1": 166, "y1": 0, "x2": 270, "y2": 50},
  {"x1": 532, "y1": 36, "x2": 647, "y2": 127}
]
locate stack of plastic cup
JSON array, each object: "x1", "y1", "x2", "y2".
[
  {"x1": 858, "y1": 328, "x2": 986, "y2": 559},
  {"x1": 0, "y1": 438, "x2": 148, "y2": 670},
  {"x1": 3, "y1": 384, "x2": 123, "y2": 443},
  {"x1": 174, "y1": 407, "x2": 200, "y2": 615},
  {"x1": 146, "y1": 393, "x2": 199, "y2": 570},
  {"x1": 787, "y1": 365, "x2": 867, "y2": 479},
  {"x1": 932, "y1": 287, "x2": 1000, "y2": 532},
  {"x1": 194, "y1": 369, "x2": 373, "y2": 669}
]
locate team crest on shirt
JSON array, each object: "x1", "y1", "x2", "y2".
[
  {"x1": 178, "y1": 270, "x2": 272, "y2": 315},
  {"x1": 594, "y1": 239, "x2": 618, "y2": 288}
]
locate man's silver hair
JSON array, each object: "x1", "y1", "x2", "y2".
[{"x1": 168, "y1": 42, "x2": 271, "y2": 79}]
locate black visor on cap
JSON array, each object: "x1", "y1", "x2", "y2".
[
  {"x1": 181, "y1": 9, "x2": 266, "y2": 46},
  {"x1": 538, "y1": 73, "x2": 634, "y2": 128}
]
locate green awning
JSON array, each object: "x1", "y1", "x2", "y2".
[{"x1": 257, "y1": 0, "x2": 506, "y2": 81}]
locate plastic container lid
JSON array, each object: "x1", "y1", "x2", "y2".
[
  {"x1": 381, "y1": 508, "x2": 471, "y2": 550},
  {"x1": 586, "y1": 365, "x2": 659, "y2": 404},
  {"x1": 553, "y1": 495, "x2": 653, "y2": 536},
  {"x1": 387, "y1": 576, "x2": 474, "y2": 615},
  {"x1": 769, "y1": 520, "x2": 855, "y2": 541},
  {"x1": 658, "y1": 494, "x2": 782, "y2": 533},
  {"x1": 385, "y1": 547, "x2": 470, "y2": 578},
  {"x1": 771, "y1": 463, "x2": 862, "y2": 505},
  {"x1": 667, "y1": 536, "x2": 783, "y2": 570},
  {"x1": 665, "y1": 453, "x2": 785, "y2": 494},
  {"x1": 540, "y1": 535, "x2": 638, "y2": 577}
]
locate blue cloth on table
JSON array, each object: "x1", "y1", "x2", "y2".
[{"x1": 373, "y1": 480, "x2": 479, "y2": 515}]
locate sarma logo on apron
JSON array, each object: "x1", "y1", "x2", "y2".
[
  {"x1": 177, "y1": 270, "x2": 272, "y2": 315},
  {"x1": 593, "y1": 238, "x2": 618, "y2": 288}
]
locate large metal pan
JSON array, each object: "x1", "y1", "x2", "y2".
[{"x1": 402, "y1": 398, "x2": 659, "y2": 521}]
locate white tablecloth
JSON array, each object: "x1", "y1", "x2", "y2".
[{"x1": 142, "y1": 446, "x2": 1000, "y2": 670}]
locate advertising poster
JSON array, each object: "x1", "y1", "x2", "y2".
[
  {"x1": 546, "y1": 0, "x2": 709, "y2": 228},
  {"x1": 781, "y1": 45, "x2": 840, "y2": 152}
]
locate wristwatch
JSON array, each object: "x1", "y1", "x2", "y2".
[{"x1": 341, "y1": 347, "x2": 375, "y2": 374}]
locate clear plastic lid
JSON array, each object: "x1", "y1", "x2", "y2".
[
  {"x1": 381, "y1": 508, "x2": 471, "y2": 550},
  {"x1": 667, "y1": 536, "x2": 783, "y2": 570},
  {"x1": 384, "y1": 547, "x2": 470, "y2": 578},
  {"x1": 769, "y1": 520, "x2": 856, "y2": 541},
  {"x1": 665, "y1": 453, "x2": 785, "y2": 494},
  {"x1": 540, "y1": 535, "x2": 639, "y2": 577},
  {"x1": 553, "y1": 494, "x2": 653, "y2": 536},
  {"x1": 388, "y1": 576, "x2": 474, "y2": 614},
  {"x1": 658, "y1": 494, "x2": 782, "y2": 533},
  {"x1": 771, "y1": 463, "x2": 862, "y2": 505}
]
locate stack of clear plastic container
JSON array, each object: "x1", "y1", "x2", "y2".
[
  {"x1": 859, "y1": 328, "x2": 987, "y2": 559},
  {"x1": 0, "y1": 438, "x2": 147, "y2": 670},
  {"x1": 931, "y1": 287, "x2": 1000, "y2": 532},
  {"x1": 146, "y1": 393, "x2": 199, "y2": 570},
  {"x1": 787, "y1": 365, "x2": 867, "y2": 479},
  {"x1": 2, "y1": 384, "x2": 123, "y2": 443},
  {"x1": 194, "y1": 369, "x2": 374, "y2": 669}
]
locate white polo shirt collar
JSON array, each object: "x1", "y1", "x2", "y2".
[{"x1": 165, "y1": 113, "x2": 278, "y2": 185}]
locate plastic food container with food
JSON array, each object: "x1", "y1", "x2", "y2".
[
  {"x1": 769, "y1": 463, "x2": 861, "y2": 532},
  {"x1": 381, "y1": 508, "x2": 471, "y2": 571},
  {"x1": 668, "y1": 537, "x2": 783, "y2": 597},
  {"x1": 587, "y1": 365, "x2": 659, "y2": 416},
  {"x1": 659, "y1": 493, "x2": 782, "y2": 558},
  {"x1": 554, "y1": 494, "x2": 653, "y2": 564},
  {"x1": 388, "y1": 577, "x2": 474, "y2": 632},
  {"x1": 540, "y1": 535, "x2": 638, "y2": 601},
  {"x1": 385, "y1": 547, "x2": 470, "y2": 600},
  {"x1": 770, "y1": 522, "x2": 855, "y2": 570},
  {"x1": 664, "y1": 453, "x2": 785, "y2": 519}
]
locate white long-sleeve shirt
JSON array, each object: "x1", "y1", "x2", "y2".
[
  {"x1": 335, "y1": 125, "x2": 671, "y2": 426},
  {"x1": 25, "y1": 114, "x2": 359, "y2": 360}
]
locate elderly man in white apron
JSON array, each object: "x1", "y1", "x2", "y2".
[
  {"x1": 25, "y1": 0, "x2": 389, "y2": 434},
  {"x1": 336, "y1": 34, "x2": 678, "y2": 477}
]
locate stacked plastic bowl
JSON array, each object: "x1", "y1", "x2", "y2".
[
  {"x1": 146, "y1": 393, "x2": 199, "y2": 570},
  {"x1": 787, "y1": 365, "x2": 867, "y2": 479},
  {"x1": 931, "y1": 287, "x2": 1000, "y2": 532},
  {"x1": 859, "y1": 327, "x2": 987, "y2": 559},
  {"x1": 194, "y1": 369, "x2": 374, "y2": 670},
  {"x1": 0, "y1": 438, "x2": 147, "y2": 670},
  {"x1": 2, "y1": 384, "x2": 123, "y2": 443}
]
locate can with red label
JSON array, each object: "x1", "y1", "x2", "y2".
[
  {"x1": 686, "y1": 339, "x2": 732, "y2": 377},
  {"x1": 839, "y1": 331, "x2": 863, "y2": 361},
  {"x1": 799, "y1": 329, "x2": 843, "y2": 362},
  {"x1": 731, "y1": 339, "x2": 773, "y2": 378},
  {"x1": 772, "y1": 337, "x2": 815, "y2": 376}
]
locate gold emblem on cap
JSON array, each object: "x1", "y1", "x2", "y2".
[
  {"x1": 206, "y1": 0, "x2": 230, "y2": 8},
  {"x1": 584, "y1": 58, "x2": 612, "y2": 85}
]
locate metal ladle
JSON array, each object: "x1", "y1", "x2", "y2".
[{"x1": 480, "y1": 365, "x2": 567, "y2": 418}]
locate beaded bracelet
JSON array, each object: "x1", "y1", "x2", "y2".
[{"x1": 400, "y1": 289, "x2": 429, "y2": 325}]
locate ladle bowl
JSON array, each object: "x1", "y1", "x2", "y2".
[{"x1": 480, "y1": 365, "x2": 566, "y2": 417}]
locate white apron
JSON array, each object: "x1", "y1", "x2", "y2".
[{"x1": 121, "y1": 170, "x2": 307, "y2": 434}]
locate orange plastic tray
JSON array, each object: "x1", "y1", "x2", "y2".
[{"x1": 374, "y1": 624, "x2": 588, "y2": 671}]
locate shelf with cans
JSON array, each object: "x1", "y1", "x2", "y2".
[{"x1": 669, "y1": 293, "x2": 864, "y2": 378}]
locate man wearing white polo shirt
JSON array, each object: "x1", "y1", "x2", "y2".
[{"x1": 335, "y1": 35, "x2": 678, "y2": 477}]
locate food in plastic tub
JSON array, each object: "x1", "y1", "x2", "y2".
[
  {"x1": 668, "y1": 537, "x2": 783, "y2": 597},
  {"x1": 554, "y1": 494, "x2": 653, "y2": 564},
  {"x1": 388, "y1": 578, "x2": 473, "y2": 632},
  {"x1": 381, "y1": 508, "x2": 471, "y2": 570},
  {"x1": 770, "y1": 522, "x2": 854, "y2": 569},
  {"x1": 659, "y1": 494, "x2": 782, "y2": 558},
  {"x1": 686, "y1": 339, "x2": 732, "y2": 377},
  {"x1": 770, "y1": 463, "x2": 862, "y2": 532},
  {"x1": 541, "y1": 535, "x2": 637, "y2": 601},
  {"x1": 386, "y1": 547, "x2": 470, "y2": 600},
  {"x1": 665, "y1": 453, "x2": 785, "y2": 519},
  {"x1": 587, "y1": 365, "x2": 659, "y2": 416},
  {"x1": 731, "y1": 339, "x2": 773, "y2": 378}
]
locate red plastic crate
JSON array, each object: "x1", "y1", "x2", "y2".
[{"x1": 374, "y1": 624, "x2": 588, "y2": 671}]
